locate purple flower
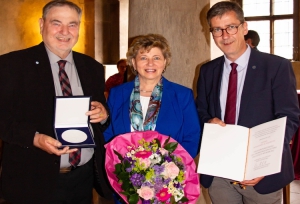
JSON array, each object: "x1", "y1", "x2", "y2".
[
  {"x1": 142, "y1": 181, "x2": 152, "y2": 187},
  {"x1": 142, "y1": 200, "x2": 151, "y2": 204},
  {"x1": 163, "y1": 178, "x2": 171, "y2": 185},
  {"x1": 174, "y1": 182, "x2": 180, "y2": 188},
  {"x1": 153, "y1": 177, "x2": 164, "y2": 192},
  {"x1": 153, "y1": 200, "x2": 159, "y2": 204},
  {"x1": 123, "y1": 157, "x2": 133, "y2": 163},
  {"x1": 130, "y1": 173, "x2": 145, "y2": 187},
  {"x1": 126, "y1": 167, "x2": 132, "y2": 172},
  {"x1": 153, "y1": 165, "x2": 164, "y2": 174},
  {"x1": 165, "y1": 156, "x2": 172, "y2": 162}
]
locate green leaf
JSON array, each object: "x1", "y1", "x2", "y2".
[
  {"x1": 164, "y1": 136, "x2": 171, "y2": 145},
  {"x1": 153, "y1": 138, "x2": 161, "y2": 147},
  {"x1": 121, "y1": 191, "x2": 131, "y2": 196},
  {"x1": 179, "y1": 196, "x2": 189, "y2": 203},
  {"x1": 128, "y1": 193, "x2": 139, "y2": 204},
  {"x1": 118, "y1": 172, "x2": 130, "y2": 181},
  {"x1": 114, "y1": 150, "x2": 124, "y2": 161},
  {"x1": 121, "y1": 179, "x2": 131, "y2": 190},
  {"x1": 164, "y1": 142, "x2": 178, "y2": 153},
  {"x1": 114, "y1": 163, "x2": 123, "y2": 174},
  {"x1": 128, "y1": 187, "x2": 136, "y2": 194},
  {"x1": 124, "y1": 160, "x2": 131, "y2": 169}
]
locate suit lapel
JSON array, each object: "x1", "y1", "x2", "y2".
[
  {"x1": 239, "y1": 51, "x2": 259, "y2": 124},
  {"x1": 214, "y1": 57, "x2": 224, "y2": 119},
  {"x1": 122, "y1": 82, "x2": 134, "y2": 132},
  {"x1": 35, "y1": 43, "x2": 56, "y2": 96},
  {"x1": 155, "y1": 78, "x2": 173, "y2": 128}
]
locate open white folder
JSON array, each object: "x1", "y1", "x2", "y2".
[{"x1": 197, "y1": 117, "x2": 286, "y2": 181}]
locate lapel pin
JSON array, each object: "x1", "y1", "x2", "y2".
[
  {"x1": 36, "y1": 61, "x2": 39, "y2": 64},
  {"x1": 252, "y1": 65, "x2": 256, "y2": 69}
]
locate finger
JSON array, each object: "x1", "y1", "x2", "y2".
[
  {"x1": 66, "y1": 148, "x2": 79, "y2": 154},
  {"x1": 240, "y1": 177, "x2": 263, "y2": 186},
  {"x1": 208, "y1": 118, "x2": 226, "y2": 126},
  {"x1": 46, "y1": 138, "x2": 62, "y2": 147},
  {"x1": 91, "y1": 101, "x2": 101, "y2": 109},
  {"x1": 86, "y1": 107, "x2": 103, "y2": 116},
  {"x1": 46, "y1": 144, "x2": 79, "y2": 156},
  {"x1": 43, "y1": 142, "x2": 62, "y2": 155}
]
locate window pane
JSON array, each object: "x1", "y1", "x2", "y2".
[
  {"x1": 274, "y1": 19, "x2": 293, "y2": 59},
  {"x1": 243, "y1": 0, "x2": 270, "y2": 17},
  {"x1": 247, "y1": 21, "x2": 270, "y2": 53},
  {"x1": 273, "y1": 0, "x2": 293, "y2": 15}
]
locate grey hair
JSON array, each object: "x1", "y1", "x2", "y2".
[
  {"x1": 207, "y1": 1, "x2": 244, "y2": 26},
  {"x1": 42, "y1": 0, "x2": 82, "y2": 19}
]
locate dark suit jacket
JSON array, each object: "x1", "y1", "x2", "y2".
[
  {"x1": 196, "y1": 49, "x2": 300, "y2": 194},
  {"x1": 104, "y1": 77, "x2": 201, "y2": 158},
  {"x1": 0, "y1": 42, "x2": 113, "y2": 203}
]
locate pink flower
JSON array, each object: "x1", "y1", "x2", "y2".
[
  {"x1": 159, "y1": 148, "x2": 169, "y2": 155},
  {"x1": 139, "y1": 158, "x2": 151, "y2": 168},
  {"x1": 135, "y1": 150, "x2": 152, "y2": 159},
  {"x1": 161, "y1": 162, "x2": 180, "y2": 179},
  {"x1": 156, "y1": 188, "x2": 171, "y2": 202},
  {"x1": 137, "y1": 186, "x2": 155, "y2": 200}
]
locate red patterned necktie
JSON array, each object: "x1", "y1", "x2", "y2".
[
  {"x1": 57, "y1": 60, "x2": 81, "y2": 167},
  {"x1": 224, "y1": 62, "x2": 238, "y2": 124}
]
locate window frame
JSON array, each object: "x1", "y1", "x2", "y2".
[{"x1": 234, "y1": 0, "x2": 299, "y2": 61}]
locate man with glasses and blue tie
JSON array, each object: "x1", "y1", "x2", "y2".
[{"x1": 196, "y1": 1, "x2": 299, "y2": 203}]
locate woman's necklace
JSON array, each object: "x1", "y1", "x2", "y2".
[{"x1": 140, "y1": 89, "x2": 153, "y2": 93}]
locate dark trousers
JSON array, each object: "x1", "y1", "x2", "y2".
[{"x1": 49, "y1": 159, "x2": 93, "y2": 204}]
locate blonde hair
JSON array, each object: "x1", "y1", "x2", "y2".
[{"x1": 126, "y1": 34, "x2": 171, "y2": 73}]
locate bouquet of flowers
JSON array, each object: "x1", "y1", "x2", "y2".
[{"x1": 105, "y1": 131, "x2": 200, "y2": 204}]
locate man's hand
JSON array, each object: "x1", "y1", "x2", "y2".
[
  {"x1": 240, "y1": 176, "x2": 264, "y2": 186},
  {"x1": 33, "y1": 133, "x2": 78, "y2": 155},
  {"x1": 86, "y1": 101, "x2": 108, "y2": 123},
  {"x1": 208, "y1": 117, "x2": 226, "y2": 126}
]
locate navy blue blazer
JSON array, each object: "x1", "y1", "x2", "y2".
[
  {"x1": 196, "y1": 49, "x2": 300, "y2": 194},
  {"x1": 104, "y1": 77, "x2": 201, "y2": 158}
]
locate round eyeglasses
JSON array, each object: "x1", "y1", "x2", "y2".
[{"x1": 210, "y1": 23, "x2": 244, "y2": 37}]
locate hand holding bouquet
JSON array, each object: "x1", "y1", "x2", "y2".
[{"x1": 105, "y1": 131, "x2": 200, "y2": 204}]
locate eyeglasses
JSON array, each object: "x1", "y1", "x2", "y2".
[{"x1": 210, "y1": 23, "x2": 244, "y2": 37}]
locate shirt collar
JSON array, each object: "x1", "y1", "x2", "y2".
[
  {"x1": 224, "y1": 45, "x2": 251, "y2": 72},
  {"x1": 44, "y1": 46, "x2": 74, "y2": 66}
]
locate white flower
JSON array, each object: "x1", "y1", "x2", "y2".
[
  {"x1": 149, "y1": 153, "x2": 162, "y2": 164},
  {"x1": 173, "y1": 188, "x2": 184, "y2": 202}
]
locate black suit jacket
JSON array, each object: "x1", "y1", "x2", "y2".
[
  {"x1": 196, "y1": 49, "x2": 300, "y2": 194},
  {"x1": 0, "y1": 42, "x2": 113, "y2": 203}
]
